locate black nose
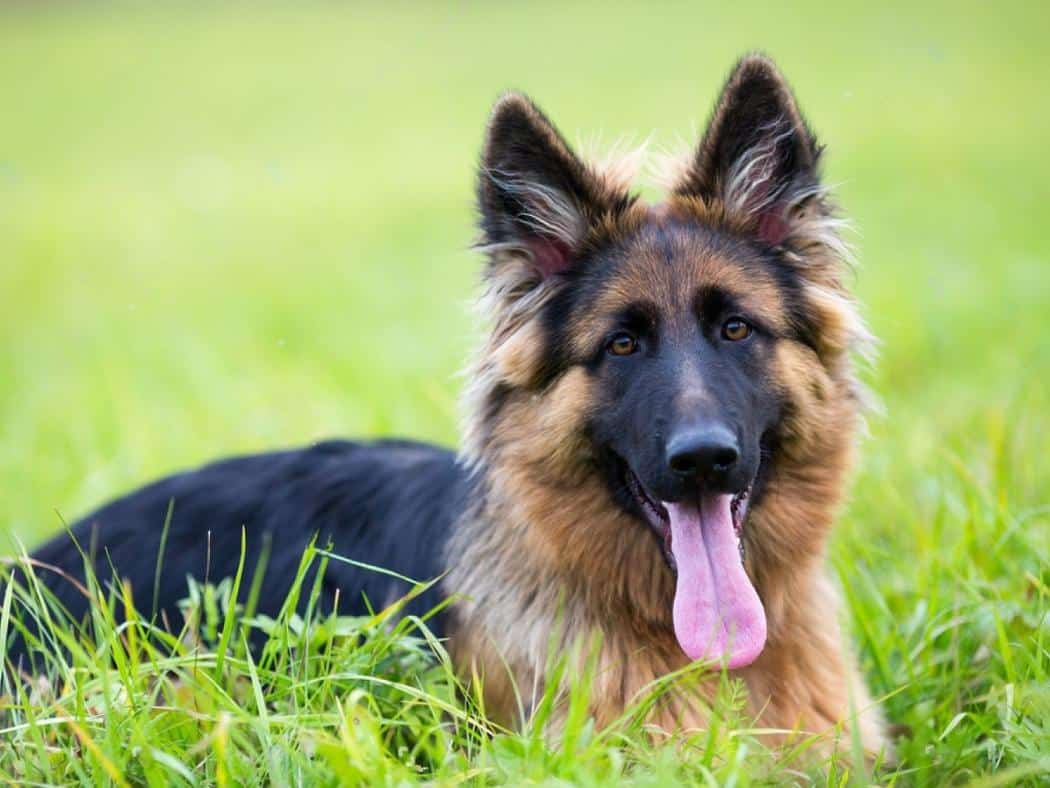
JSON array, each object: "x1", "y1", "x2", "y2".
[{"x1": 666, "y1": 426, "x2": 740, "y2": 479}]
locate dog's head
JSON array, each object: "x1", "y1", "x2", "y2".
[{"x1": 463, "y1": 55, "x2": 870, "y2": 668}]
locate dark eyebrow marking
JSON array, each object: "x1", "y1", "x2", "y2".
[
  {"x1": 580, "y1": 299, "x2": 661, "y2": 369},
  {"x1": 694, "y1": 284, "x2": 783, "y2": 337},
  {"x1": 613, "y1": 300, "x2": 660, "y2": 333},
  {"x1": 694, "y1": 285, "x2": 733, "y2": 319}
]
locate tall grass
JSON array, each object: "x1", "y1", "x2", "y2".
[
  {"x1": 3, "y1": 541, "x2": 883, "y2": 785},
  {"x1": 3, "y1": 468, "x2": 1045, "y2": 786},
  {"x1": 1, "y1": 0, "x2": 1048, "y2": 784}
]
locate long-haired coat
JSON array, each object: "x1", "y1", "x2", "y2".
[{"x1": 10, "y1": 55, "x2": 889, "y2": 759}]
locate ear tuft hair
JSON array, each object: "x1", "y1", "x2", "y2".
[
  {"x1": 674, "y1": 54, "x2": 824, "y2": 247},
  {"x1": 477, "y1": 93, "x2": 632, "y2": 278}
]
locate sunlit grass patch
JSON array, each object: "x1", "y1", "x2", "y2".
[{"x1": 1, "y1": 539, "x2": 900, "y2": 785}]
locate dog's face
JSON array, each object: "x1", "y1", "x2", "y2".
[
  {"x1": 577, "y1": 223, "x2": 783, "y2": 541},
  {"x1": 466, "y1": 56, "x2": 868, "y2": 668}
]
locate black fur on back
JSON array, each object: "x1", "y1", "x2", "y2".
[{"x1": 7, "y1": 439, "x2": 467, "y2": 665}]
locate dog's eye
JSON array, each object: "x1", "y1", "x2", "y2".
[
  {"x1": 607, "y1": 332, "x2": 638, "y2": 356},
  {"x1": 722, "y1": 318, "x2": 752, "y2": 342}
]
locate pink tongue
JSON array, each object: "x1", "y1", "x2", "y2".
[{"x1": 664, "y1": 495, "x2": 766, "y2": 669}]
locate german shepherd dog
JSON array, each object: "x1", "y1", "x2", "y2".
[{"x1": 9, "y1": 55, "x2": 889, "y2": 758}]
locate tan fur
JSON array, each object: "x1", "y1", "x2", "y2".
[
  {"x1": 450, "y1": 260, "x2": 888, "y2": 746},
  {"x1": 448, "y1": 297, "x2": 888, "y2": 758},
  {"x1": 452, "y1": 246, "x2": 888, "y2": 757},
  {"x1": 450, "y1": 56, "x2": 890, "y2": 764}
]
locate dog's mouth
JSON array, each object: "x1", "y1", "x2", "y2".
[
  {"x1": 621, "y1": 463, "x2": 766, "y2": 669},
  {"x1": 624, "y1": 468, "x2": 750, "y2": 569}
]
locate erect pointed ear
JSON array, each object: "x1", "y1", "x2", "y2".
[
  {"x1": 478, "y1": 93, "x2": 632, "y2": 277},
  {"x1": 674, "y1": 55, "x2": 823, "y2": 246}
]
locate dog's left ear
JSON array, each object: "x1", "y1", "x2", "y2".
[{"x1": 674, "y1": 54, "x2": 823, "y2": 246}]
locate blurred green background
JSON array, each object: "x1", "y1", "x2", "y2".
[
  {"x1": 0, "y1": 1, "x2": 1044, "y2": 548},
  {"x1": 1, "y1": 1, "x2": 1048, "y2": 776}
]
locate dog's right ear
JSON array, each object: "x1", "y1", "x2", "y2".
[{"x1": 477, "y1": 93, "x2": 630, "y2": 278}]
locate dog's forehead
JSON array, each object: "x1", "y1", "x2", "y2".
[{"x1": 573, "y1": 214, "x2": 790, "y2": 336}]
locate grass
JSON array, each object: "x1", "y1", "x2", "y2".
[{"x1": 1, "y1": 1, "x2": 1048, "y2": 784}]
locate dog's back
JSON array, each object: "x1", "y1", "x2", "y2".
[{"x1": 10, "y1": 439, "x2": 464, "y2": 664}]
